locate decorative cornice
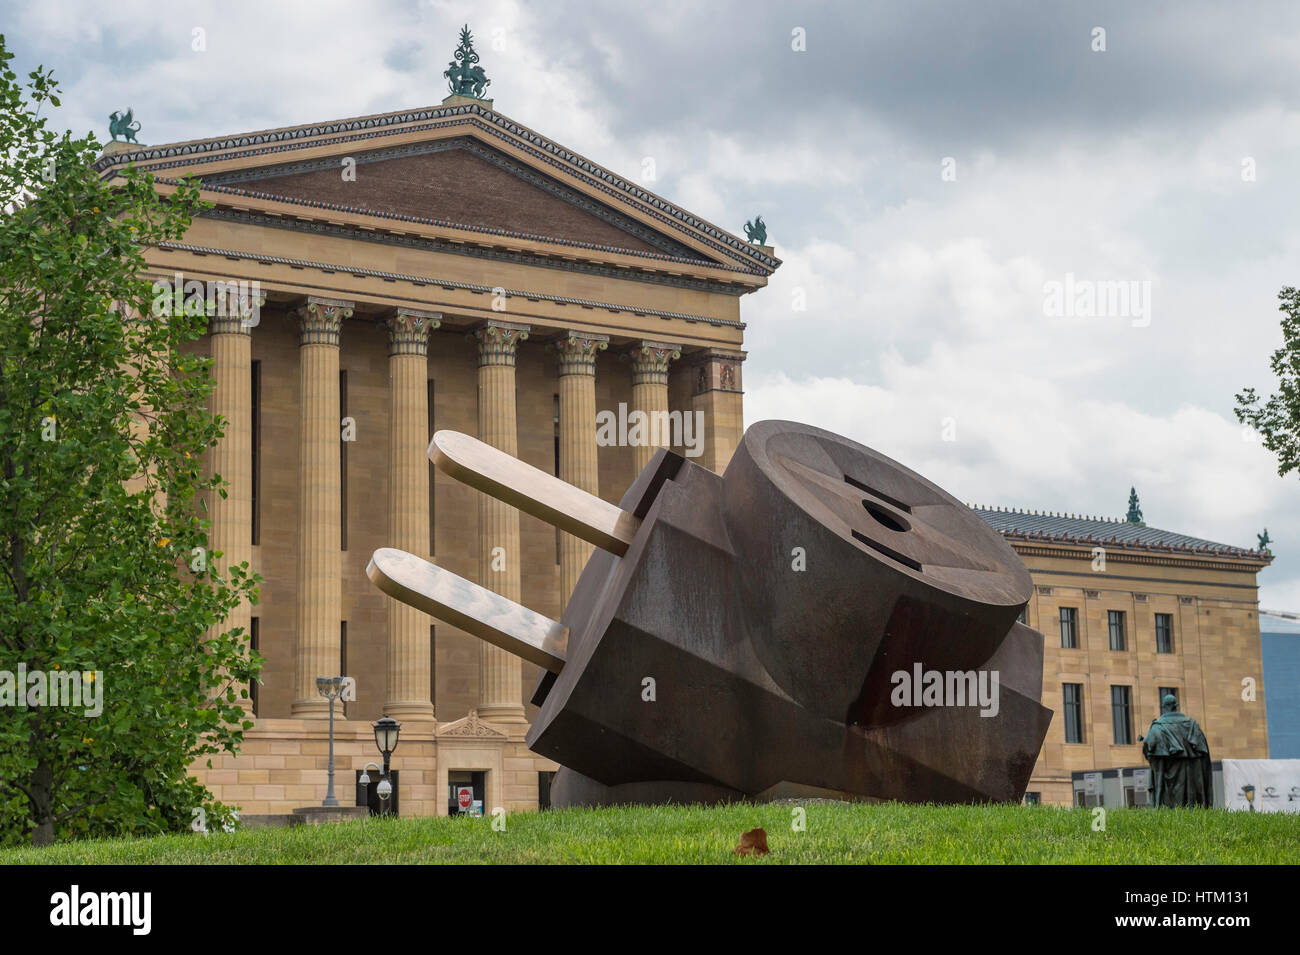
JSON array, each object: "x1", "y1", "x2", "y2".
[
  {"x1": 553, "y1": 331, "x2": 609, "y2": 377},
  {"x1": 680, "y1": 348, "x2": 747, "y2": 366},
  {"x1": 295, "y1": 296, "x2": 353, "y2": 346},
  {"x1": 473, "y1": 320, "x2": 530, "y2": 367},
  {"x1": 386, "y1": 307, "x2": 441, "y2": 356},
  {"x1": 625, "y1": 340, "x2": 682, "y2": 387},
  {"x1": 1009, "y1": 541, "x2": 1269, "y2": 575},
  {"x1": 197, "y1": 207, "x2": 751, "y2": 296},
  {"x1": 154, "y1": 241, "x2": 746, "y2": 328},
  {"x1": 93, "y1": 104, "x2": 780, "y2": 273}
]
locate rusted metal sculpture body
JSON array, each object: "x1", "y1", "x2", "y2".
[{"x1": 370, "y1": 420, "x2": 1052, "y2": 807}]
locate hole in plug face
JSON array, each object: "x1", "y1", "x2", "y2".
[{"x1": 864, "y1": 501, "x2": 910, "y2": 533}]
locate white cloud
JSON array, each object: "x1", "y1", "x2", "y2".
[{"x1": 9, "y1": 0, "x2": 1298, "y2": 608}]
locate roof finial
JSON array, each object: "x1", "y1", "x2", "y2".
[
  {"x1": 1126, "y1": 487, "x2": 1145, "y2": 526},
  {"x1": 443, "y1": 24, "x2": 492, "y2": 102}
]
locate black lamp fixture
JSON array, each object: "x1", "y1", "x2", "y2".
[
  {"x1": 374, "y1": 716, "x2": 400, "y2": 760},
  {"x1": 373, "y1": 716, "x2": 401, "y2": 782}
]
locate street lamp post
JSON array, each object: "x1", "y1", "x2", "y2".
[
  {"x1": 316, "y1": 676, "x2": 346, "y2": 807},
  {"x1": 371, "y1": 717, "x2": 401, "y2": 812}
]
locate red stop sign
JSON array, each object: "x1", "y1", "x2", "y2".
[{"x1": 457, "y1": 786, "x2": 473, "y2": 811}]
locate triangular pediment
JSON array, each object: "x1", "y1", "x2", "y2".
[
  {"x1": 199, "y1": 138, "x2": 701, "y2": 259},
  {"x1": 94, "y1": 102, "x2": 780, "y2": 281},
  {"x1": 437, "y1": 709, "x2": 508, "y2": 739}
]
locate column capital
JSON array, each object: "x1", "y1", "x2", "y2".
[
  {"x1": 472, "y1": 320, "x2": 531, "y2": 367},
  {"x1": 386, "y1": 307, "x2": 441, "y2": 356},
  {"x1": 294, "y1": 296, "x2": 354, "y2": 346},
  {"x1": 208, "y1": 289, "x2": 267, "y2": 336},
  {"x1": 553, "y1": 330, "x2": 609, "y2": 377},
  {"x1": 623, "y1": 340, "x2": 682, "y2": 387}
]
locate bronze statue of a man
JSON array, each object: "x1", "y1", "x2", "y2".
[{"x1": 1141, "y1": 694, "x2": 1212, "y2": 807}]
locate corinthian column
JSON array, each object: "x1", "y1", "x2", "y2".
[
  {"x1": 384, "y1": 308, "x2": 440, "y2": 720},
  {"x1": 291, "y1": 296, "x2": 353, "y2": 718},
  {"x1": 473, "y1": 320, "x2": 530, "y2": 722},
  {"x1": 207, "y1": 309, "x2": 254, "y2": 708},
  {"x1": 627, "y1": 340, "x2": 681, "y2": 473},
  {"x1": 556, "y1": 331, "x2": 607, "y2": 607}
]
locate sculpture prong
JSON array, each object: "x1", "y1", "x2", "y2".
[
  {"x1": 367, "y1": 547, "x2": 568, "y2": 673},
  {"x1": 430, "y1": 429, "x2": 641, "y2": 556}
]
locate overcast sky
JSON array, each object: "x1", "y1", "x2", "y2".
[{"x1": 6, "y1": 0, "x2": 1299, "y2": 607}]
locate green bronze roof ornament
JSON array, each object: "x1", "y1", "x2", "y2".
[
  {"x1": 1258, "y1": 528, "x2": 1272, "y2": 553},
  {"x1": 444, "y1": 25, "x2": 491, "y2": 99},
  {"x1": 108, "y1": 108, "x2": 142, "y2": 144},
  {"x1": 743, "y1": 215, "x2": 767, "y2": 245},
  {"x1": 1125, "y1": 487, "x2": 1144, "y2": 525}
]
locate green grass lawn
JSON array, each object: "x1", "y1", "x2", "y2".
[{"x1": 3, "y1": 801, "x2": 1298, "y2": 864}]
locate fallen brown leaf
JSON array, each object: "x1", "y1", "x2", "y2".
[{"x1": 734, "y1": 827, "x2": 770, "y2": 856}]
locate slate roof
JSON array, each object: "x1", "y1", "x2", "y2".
[{"x1": 970, "y1": 506, "x2": 1267, "y2": 560}]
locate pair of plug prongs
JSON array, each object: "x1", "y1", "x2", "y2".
[{"x1": 367, "y1": 431, "x2": 639, "y2": 676}]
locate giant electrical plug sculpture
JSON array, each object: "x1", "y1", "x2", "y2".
[{"x1": 368, "y1": 420, "x2": 1052, "y2": 807}]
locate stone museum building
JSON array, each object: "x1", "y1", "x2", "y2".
[
  {"x1": 95, "y1": 56, "x2": 778, "y2": 818},
  {"x1": 973, "y1": 507, "x2": 1272, "y2": 806},
  {"x1": 97, "y1": 33, "x2": 1272, "y2": 816}
]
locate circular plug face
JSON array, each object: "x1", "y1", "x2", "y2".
[
  {"x1": 748, "y1": 420, "x2": 1032, "y2": 609},
  {"x1": 721, "y1": 420, "x2": 1035, "y2": 722}
]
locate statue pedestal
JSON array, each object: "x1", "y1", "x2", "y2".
[
  {"x1": 441, "y1": 94, "x2": 493, "y2": 110},
  {"x1": 100, "y1": 140, "x2": 141, "y2": 157}
]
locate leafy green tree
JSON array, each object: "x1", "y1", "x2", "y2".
[
  {"x1": 0, "y1": 36, "x2": 260, "y2": 846},
  {"x1": 1236, "y1": 287, "x2": 1300, "y2": 479}
]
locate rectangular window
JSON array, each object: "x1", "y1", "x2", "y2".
[
  {"x1": 1155, "y1": 613, "x2": 1174, "y2": 653},
  {"x1": 1063, "y1": 683, "x2": 1084, "y2": 743},
  {"x1": 1024, "y1": 791, "x2": 1041, "y2": 806},
  {"x1": 339, "y1": 369, "x2": 348, "y2": 552},
  {"x1": 1108, "y1": 610, "x2": 1126, "y2": 651},
  {"x1": 427, "y1": 378, "x2": 436, "y2": 556},
  {"x1": 1059, "y1": 607, "x2": 1078, "y2": 649},
  {"x1": 1158, "y1": 686, "x2": 1178, "y2": 710},
  {"x1": 251, "y1": 359, "x2": 261, "y2": 546},
  {"x1": 1111, "y1": 685, "x2": 1133, "y2": 745},
  {"x1": 249, "y1": 616, "x2": 260, "y2": 717}
]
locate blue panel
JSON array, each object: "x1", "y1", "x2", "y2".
[{"x1": 1261, "y1": 630, "x2": 1300, "y2": 758}]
